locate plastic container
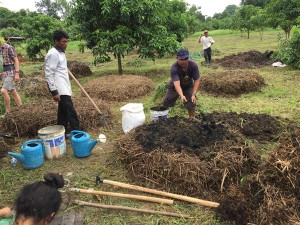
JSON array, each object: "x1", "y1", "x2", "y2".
[
  {"x1": 150, "y1": 106, "x2": 169, "y2": 120},
  {"x1": 38, "y1": 125, "x2": 66, "y2": 159}
]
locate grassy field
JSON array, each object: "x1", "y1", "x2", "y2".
[{"x1": 1, "y1": 28, "x2": 299, "y2": 224}]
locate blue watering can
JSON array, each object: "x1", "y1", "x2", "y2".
[
  {"x1": 70, "y1": 130, "x2": 98, "y2": 158},
  {"x1": 8, "y1": 139, "x2": 44, "y2": 170}
]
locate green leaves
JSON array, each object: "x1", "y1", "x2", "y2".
[{"x1": 71, "y1": 0, "x2": 183, "y2": 74}]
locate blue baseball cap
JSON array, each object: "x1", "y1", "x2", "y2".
[{"x1": 176, "y1": 49, "x2": 189, "y2": 59}]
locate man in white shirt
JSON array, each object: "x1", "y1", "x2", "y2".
[
  {"x1": 45, "y1": 30, "x2": 81, "y2": 133},
  {"x1": 198, "y1": 30, "x2": 215, "y2": 66}
]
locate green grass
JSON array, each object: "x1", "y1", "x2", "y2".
[{"x1": 1, "y1": 28, "x2": 300, "y2": 224}]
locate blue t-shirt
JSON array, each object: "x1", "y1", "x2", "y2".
[{"x1": 168, "y1": 59, "x2": 200, "y2": 89}]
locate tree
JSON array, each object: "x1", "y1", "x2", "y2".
[
  {"x1": 241, "y1": 0, "x2": 271, "y2": 8},
  {"x1": 266, "y1": 0, "x2": 300, "y2": 39},
  {"x1": 273, "y1": 30, "x2": 300, "y2": 68},
  {"x1": 162, "y1": 0, "x2": 189, "y2": 42},
  {"x1": 235, "y1": 5, "x2": 260, "y2": 38},
  {"x1": 71, "y1": 0, "x2": 180, "y2": 75},
  {"x1": 0, "y1": 7, "x2": 17, "y2": 29},
  {"x1": 21, "y1": 13, "x2": 62, "y2": 59},
  {"x1": 35, "y1": 0, "x2": 70, "y2": 20}
]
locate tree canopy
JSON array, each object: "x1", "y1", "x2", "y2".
[
  {"x1": 266, "y1": 0, "x2": 300, "y2": 39},
  {"x1": 71, "y1": 0, "x2": 181, "y2": 74}
]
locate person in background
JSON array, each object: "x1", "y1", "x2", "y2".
[
  {"x1": 198, "y1": 30, "x2": 215, "y2": 66},
  {"x1": 163, "y1": 49, "x2": 200, "y2": 118},
  {"x1": 45, "y1": 30, "x2": 81, "y2": 134},
  {"x1": 0, "y1": 172, "x2": 64, "y2": 225},
  {"x1": 0, "y1": 37, "x2": 22, "y2": 115}
]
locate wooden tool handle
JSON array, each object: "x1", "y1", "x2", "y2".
[
  {"x1": 74, "y1": 200, "x2": 189, "y2": 218},
  {"x1": 70, "y1": 188, "x2": 173, "y2": 205},
  {"x1": 103, "y1": 180, "x2": 219, "y2": 208},
  {"x1": 68, "y1": 70, "x2": 102, "y2": 114}
]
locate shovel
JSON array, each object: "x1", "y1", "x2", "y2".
[{"x1": 68, "y1": 70, "x2": 110, "y2": 127}]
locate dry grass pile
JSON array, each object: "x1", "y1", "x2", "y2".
[
  {"x1": 68, "y1": 61, "x2": 92, "y2": 77},
  {"x1": 17, "y1": 77, "x2": 50, "y2": 98},
  {"x1": 1, "y1": 97, "x2": 112, "y2": 137},
  {"x1": 256, "y1": 124, "x2": 300, "y2": 224},
  {"x1": 200, "y1": 70, "x2": 266, "y2": 97},
  {"x1": 0, "y1": 139, "x2": 15, "y2": 159},
  {"x1": 84, "y1": 75, "x2": 155, "y2": 101},
  {"x1": 117, "y1": 113, "x2": 300, "y2": 224},
  {"x1": 118, "y1": 115, "x2": 261, "y2": 197},
  {"x1": 214, "y1": 50, "x2": 272, "y2": 69}
]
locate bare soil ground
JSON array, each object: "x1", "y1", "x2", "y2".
[{"x1": 213, "y1": 50, "x2": 273, "y2": 69}]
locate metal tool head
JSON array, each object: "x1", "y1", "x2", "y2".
[
  {"x1": 99, "y1": 114, "x2": 113, "y2": 129},
  {"x1": 95, "y1": 176, "x2": 104, "y2": 186}
]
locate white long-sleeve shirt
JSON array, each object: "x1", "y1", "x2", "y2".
[
  {"x1": 200, "y1": 36, "x2": 215, "y2": 50},
  {"x1": 45, "y1": 47, "x2": 72, "y2": 96}
]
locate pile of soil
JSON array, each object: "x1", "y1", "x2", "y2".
[
  {"x1": 17, "y1": 77, "x2": 50, "y2": 98},
  {"x1": 1, "y1": 97, "x2": 112, "y2": 137},
  {"x1": 84, "y1": 75, "x2": 155, "y2": 101},
  {"x1": 200, "y1": 70, "x2": 266, "y2": 97},
  {"x1": 118, "y1": 112, "x2": 299, "y2": 224},
  {"x1": 68, "y1": 61, "x2": 92, "y2": 77},
  {"x1": 214, "y1": 50, "x2": 272, "y2": 69}
]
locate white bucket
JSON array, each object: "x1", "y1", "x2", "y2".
[
  {"x1": 150, "y1": 106, "x2": 169, "y2": 120},
  {"x1": 38, "y1": 125, "x2": 66, "y2": 160}
]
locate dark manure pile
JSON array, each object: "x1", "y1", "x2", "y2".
[
  {"x1": 83, "y1": 75, "x2": 155, "y2": 101},
  {"x1": 200, "y1": 70, "x2": 266, "y2": 97},
  {"x1": 214, "y1": 50, "x2": 272, "y2": 69},
  {"x1": 68, "y1": 61, "x2": 92, "y2": 77},
  {"x1": 118, "y1": 112, "x2": 299, "y2": 224},
  {"x1": 1, "y1": 97, "x2": 112, "y2": 137}
]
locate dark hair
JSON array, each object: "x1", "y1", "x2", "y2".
[
  {"x1": 15, "y1": 173, "x2": 64, "y2": 224},
  {"x1": 53, "y1": 29, "x2": 69, "y2": 42}
]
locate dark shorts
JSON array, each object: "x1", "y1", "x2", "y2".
[{"x1": 162, "y1": 86, "x2": 195, "y2": 110}]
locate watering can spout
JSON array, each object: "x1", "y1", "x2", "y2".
[
  {"x1": 87, "y1": 139, "x2": 98, "y2": 153},
  {"x1": 7, "y1": 152, "x2": 25, "y2": 163}
]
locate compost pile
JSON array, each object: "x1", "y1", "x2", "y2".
[
  {"x1": 83, "y1": 75, "x2": 155, "y2": 101},
  {"x1": 1, "y1": 97, "x2": 112, "y2": 137},
  {"x1": 118, "y1": 112, "x2": 300, "y2": 224},
  {"x1": 200, "y1": 70, "x2": 266, "y2": 97},
  {"x1": 68, "y1": 61, "x2": 92, "y2": 77},
  {"x1": 214, "y1": 50, "x2": 272, "y2": 69},
  {"x1": 17, "y1": 77, "x2": 50, "y2": 98}
]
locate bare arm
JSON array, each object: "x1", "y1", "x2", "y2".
[
  {"x1": 173, "y1": 80, "x2": 187, "y2": 103},
  {"x1": 12, "y1": 56, "x2": 20, "y2": 81},
  {"x1": 198, "y1": 35, "x2": 202, "y2": 43},
  {"x1": 191, "y1": 79, "x2": 200, "y2": 104}
]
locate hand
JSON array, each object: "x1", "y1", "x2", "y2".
[
  {"x1": 53, "y1": 94, "x2": 60, "y2": 102},
  {"x1": 191, "y1": 95, "x2": 196, "y2": 104},
  {"x1": 180, "y1": 95, "x2": 187, "y2": 103},
  {"x1": 14, "y1": 73, "x2": 20, "y2": 81}
]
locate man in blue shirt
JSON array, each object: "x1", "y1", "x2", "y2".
[{"x1": 163, "y1": 49, "x2": 200, "y2": 118}]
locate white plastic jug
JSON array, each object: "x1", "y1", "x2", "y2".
[{"x1": 120, "y1": 103, "x2": 145, "y2": 134}]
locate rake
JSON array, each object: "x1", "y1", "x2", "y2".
[{"x1": 68, "y1": 70, "x2": 111, "y2": 128}]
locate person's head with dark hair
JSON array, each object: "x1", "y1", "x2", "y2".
[
  {"x1": 53, "y1": 30, "x2": 69, "y2": 42},
  {"x1": 53, "y1": 30, "x2": 69, "y2": 51},
  {"x1": 14, "y1": 173, "x2": 64, "y2": 225}
]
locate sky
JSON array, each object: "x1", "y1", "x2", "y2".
[{"x1": 0, "y1": 0, "x2": 241, "y2": 17}]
